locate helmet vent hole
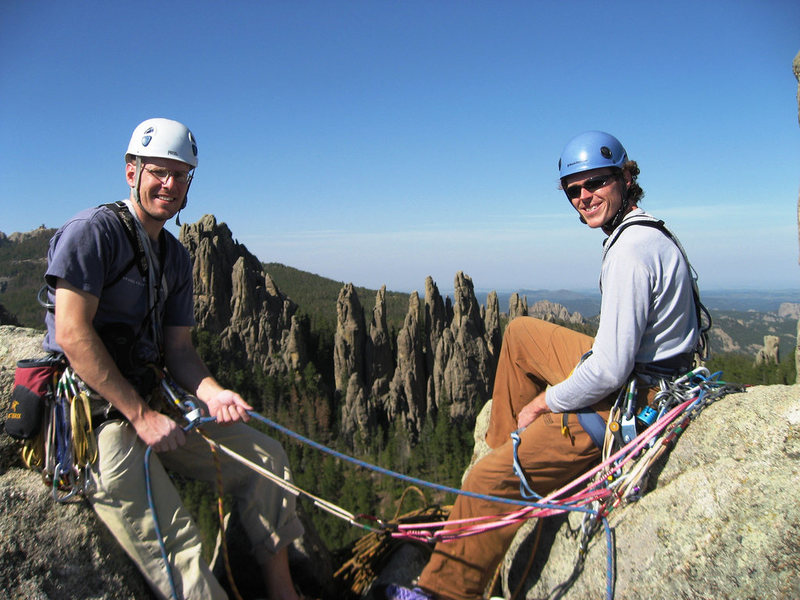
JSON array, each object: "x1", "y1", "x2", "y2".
[{"x1": 600, "y1": 146, "x2": 612, "y2": 159}]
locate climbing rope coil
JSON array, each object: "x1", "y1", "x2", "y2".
[
  {"x1": 20, "y1": 364, "x2": 743, "y2": 600},
  {"x1": 333, "y1": 486, "x2": 451, "y2": 597}
]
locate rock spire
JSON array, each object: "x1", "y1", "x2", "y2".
[{"x1": 180, "y1": 215, "x2": 304, "y2": 375}]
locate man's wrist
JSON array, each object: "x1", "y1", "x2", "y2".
[{"x1": 123, "y1": 396, "x2": 154, "y2": 427}]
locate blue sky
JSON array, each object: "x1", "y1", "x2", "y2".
[{"x1": 2, "y1": 1, "x2": 799, "y2": 295}]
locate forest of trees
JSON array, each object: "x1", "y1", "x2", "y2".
[
  {"x1": 0, "y1": 228, "x2": 53, "y2": 328},
  {"x1": 189, "y1": 328, "x2": 476, "y2": 559},
  {"x1": 706, "y1": 349, "x2": 796, "y2": 386}
]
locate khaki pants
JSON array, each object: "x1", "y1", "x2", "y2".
[
  {"x1": 418, "y1": 318, "x2": 611, "y2": 600},
  {"x1": 89, "y1": 419, "x2": 304, "y2": 600}
]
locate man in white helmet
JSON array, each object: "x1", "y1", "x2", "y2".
[{"x1": 42, "y1": 118, "x2": 304, "y2": 600}]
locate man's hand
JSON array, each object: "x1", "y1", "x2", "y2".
[
  {"x1": 205, "y1": 389, "x2": 253, "y2": 424},
  {"x1": 517, "y1": 391, "x2": 551, "y2": 429},
  {"x1": 131, "y1": 409, "x2": 186, "y2": 452}
]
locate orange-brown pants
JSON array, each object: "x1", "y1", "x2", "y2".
[{"x1": 417, "y1": 318, "x2": 612, "y2": 600}]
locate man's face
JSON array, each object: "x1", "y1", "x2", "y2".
[
  {"x1": 563, "y1": 167, "x2": 629, "y2": 230},
  {"x1": 126, "y1": 157, "x2": 193, "y2": 224}
]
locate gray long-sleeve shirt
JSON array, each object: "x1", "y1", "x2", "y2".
[{"x1": 546, "y1": 209, "x2": 699, "y2": 413}]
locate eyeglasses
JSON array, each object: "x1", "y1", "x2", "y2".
[
  {"x1": 143, "y1": 166, "x2": 193, "y2": 185},
  {"x1": 564, "y1": 173, "x2": 617, "y2": 200}
]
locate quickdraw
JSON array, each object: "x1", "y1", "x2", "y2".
[{"x1": 29, "y1": 366, "x2": 99, "y2": 502}]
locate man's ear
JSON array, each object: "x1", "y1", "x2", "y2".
[
  {"x1": 125, "y1": 162, "x2": 137, "y2": 187},
  {"x1": 622, "y1": 169, "x2": 633, "y2": 188}
]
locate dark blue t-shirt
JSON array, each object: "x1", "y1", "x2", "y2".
[{"x1": 43, "y1": 203, "x2": 195, "y2": 365}]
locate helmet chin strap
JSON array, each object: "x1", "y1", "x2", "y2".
[
  {"x1": 133, "y1": 157, "x2": 144, "y2": 208},
  {"x1": 175, "y1": 182, "x2": 191, "y2": 226},
  {"x1": 601, "y1": 197, "x2": 628, "y2": 234}
]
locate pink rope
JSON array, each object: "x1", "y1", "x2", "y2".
[{"x1": 390, "y1": 396, "x2": 697, "y2": 543}]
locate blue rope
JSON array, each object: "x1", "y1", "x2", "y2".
[
  {"x1": 604, "y1": 517, "x2": 615, "y2": 600},
  {"x1": 145, "y1": 407, "x2": 625, "y2": 600},
  {"x1": 245, "y1": 410, "x2": 596, "y2": 514},
  {"x1": 143, "y1": 415, "x2": 211, "y2": 600},
  {"x1": 144, "y1": 445, "x2": 180, "y2": 600}
]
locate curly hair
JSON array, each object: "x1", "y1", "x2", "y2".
[{"x1": 623, "y1": 160, "x2": 644, "y2": 205}]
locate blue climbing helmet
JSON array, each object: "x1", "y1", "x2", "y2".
[
  {"x1": 558, "y1": 130, "x2": 627, "y2": 180},
  {"x1": 558, "y1": 131, "x2": 632, "y2": 232}
]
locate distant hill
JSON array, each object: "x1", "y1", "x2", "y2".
[
  {"x1": 701, "y1": 289, "x2": 800, "y2": 312},
  {"x1": 493, "y1": 289, "x2": 602, "y2": 318},
  {"x1": 263, "y1": 262, "x2": 412, "y2": 333},
  {"x1": 710, "y1": 309, "x2": 798, "y2": 355},
  {"x1": 487, "y1": 288, "x2": 800, "y2": 318},
  {"x1": 0, "y1": 227, "x2": 55, "y2": 329}
]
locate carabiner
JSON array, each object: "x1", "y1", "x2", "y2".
[{"x1": 510, "y1": 429, "x2": 541, "y2": 500}]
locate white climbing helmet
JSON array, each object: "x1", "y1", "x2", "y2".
[{"x1": 125, "y1": 118, "x2": 198, "y2": 167}]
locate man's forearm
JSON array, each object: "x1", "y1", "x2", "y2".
[
  {"x1": 163, "y1": 327, "x2": 251, "y2": 424},
  {"x1": 58, "y1": 318, "x2": 185, "y2": 449},
  {"x1": 60, "y1": 325, "x2": 149, "y2": 421},
  {"x1": 165, "y1": 345, "x2": 218, "y2": 400}
]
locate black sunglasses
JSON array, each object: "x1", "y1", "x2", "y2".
[{"x1": 564, "y1": 173, "x2": 618, "y2": 200}]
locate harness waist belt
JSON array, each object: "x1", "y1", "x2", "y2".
[{"x1": 635, "y1": 352, "x2": 693, "y2": 377}]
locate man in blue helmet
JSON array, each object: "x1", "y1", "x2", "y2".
[
  {"x1": 43, "y1": 118, "x2": 304, "y2": 600},
  {"x1": 387, "y1": 131, "x2": 704, "y2": 600}
]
